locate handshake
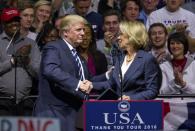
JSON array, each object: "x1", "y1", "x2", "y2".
[{"x1": 79, "y1": 80, "x2": 93, "y2": 94}]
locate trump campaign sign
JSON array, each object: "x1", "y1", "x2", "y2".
[
  {"x1": 84, "y1": 100, "x2": 163, "y2": 131},
  {"x1": 0, "y1": 117, "x2": 60, "y2": 131}
]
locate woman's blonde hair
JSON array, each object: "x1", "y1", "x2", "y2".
[
  {"x1": 34, "y1": 0, "x2": 52, "y2": 22},
  {"x1": 119, "y1": 21, "x2": 148, "y2": 50},
  {"x1": 34, "y1": 0, "x2": 52, "y2": 10}
]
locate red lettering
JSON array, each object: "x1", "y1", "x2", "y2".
[
  {"x1": 42, "y1": 120, "x2": 53, "y2": 131},
  {"x1": 29, "y1": 119, "x2": 41, "y2": 131},
  {"x1": 18, "y1": 119, "x2": 54, "y2": 131},
  {"x1": 18, "y1": 119, "x2": 28, "y2": 131},
  {"x1": 29, "y1": 120, "x2": 35, "y2": 131}
]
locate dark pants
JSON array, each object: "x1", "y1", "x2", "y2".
[
  {"x1": 0, "y1": 96, "x2": 15, "y2": 116},
  {"x1": 0, "y1": 95, "x2": 37, "y2": 116}
]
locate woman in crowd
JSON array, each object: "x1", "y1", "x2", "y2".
[
  {"x1": 160, "y1": 32, "x2": 195, "y2": 94},
  {"x1": 30, "y1": 0, "x2": 52, "y2": 44},
  {"x1": 38, "y1": 23, "x2": 59, "y2": 51},
  {"x1": 77, "y1": 24, "x2": 108, "y2": 76},
  {"x1": 92, "y1": 21, "x2": 162, "y2": 100}
]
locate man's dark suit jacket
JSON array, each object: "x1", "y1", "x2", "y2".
[{"x1": 34, "y1": 39, "x2": 88, "y2": 131}]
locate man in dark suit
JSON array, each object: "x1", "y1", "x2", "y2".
[{"x1": 33, "y1": 15, "x2": 92, "y2": 131}]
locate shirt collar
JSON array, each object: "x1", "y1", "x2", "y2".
[
  {"x1": 0, "y1": 31, "x2": 10, "y2": 40},
  {"x1": 62, "y1": 38, "x2": 75, "y2": 51},
  {"x1": 0, "y1": 31, "x2": 25, "y2": 42}
]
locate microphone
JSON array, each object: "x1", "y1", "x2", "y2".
[
  {"x1": 111, "y1": 42, "x2": 122, "y2": 66},
  {"x1": 112, "y1": 41, "x2": 119, "y2": 48},
  {"x1": 6, "y1": 28, "x2": 20, "y2": 55},
  {"x1": 5, "y1": 27, "x2": 20, "y2": 108},
  {"x1": 111, "y1": 42, "x2": 123, "y2": 101}
]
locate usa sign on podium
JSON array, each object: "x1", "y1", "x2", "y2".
[{"x1": 84, "y1": 100, "x2": 163, "y2": 131}]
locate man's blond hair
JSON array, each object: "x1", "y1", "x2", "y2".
[{"x1": 60, "y1": 15, "x2": 88, "y2": 32}]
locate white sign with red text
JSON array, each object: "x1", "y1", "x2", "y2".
[{"x1": 0, "y1": 117, "x2": 60, "y2": 131}]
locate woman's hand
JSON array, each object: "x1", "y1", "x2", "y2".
[{"x1": 173, "y1": 67, "x2": 186, "y2": 87}]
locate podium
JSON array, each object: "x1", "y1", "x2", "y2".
[{"x1": 83, "y1": 100, "x2": 163, "y2": 131}]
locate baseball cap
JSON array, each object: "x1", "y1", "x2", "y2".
[{"x1": 1, "y1": 8, "x2": 20, "y2": 22}]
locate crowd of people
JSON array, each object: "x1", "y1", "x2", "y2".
[{"x1": 0, "y1": 0, "x2": 195, "y2": 130}]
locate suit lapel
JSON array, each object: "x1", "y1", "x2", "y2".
[
  {"x1": 60, "y1": 39, "x2": 89, "y2": 79},
  {"x1": 122, "y1": 51, "x2": 144, "y2": 88},
  {"x1": 59, "y1": 39, "x2": 79, "y2": 72}
]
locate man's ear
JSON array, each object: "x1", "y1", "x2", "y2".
[{"x1": 62, "y1": 30, "x2": 68, "y2": 38}]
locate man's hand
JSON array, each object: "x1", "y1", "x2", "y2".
[
  {"x1": 79, "y1": 80, "x2": 93, "y2": 94},
  {"x1": 174, "y1": 23, "x2": 188, "y2": 33},
  {"x1": 16, "y1": 44, "x2": 31, "y2": 56},
  {"x1": 14, "y1": 44, "x2": 31, "y2": 66},
  {"x1": 14, "y1": 56, "x2": 30, "y2": 66},
  {"x1": 107, "y1": 0, "x2": 114, "y2": 7},
  {"x1": 104, "y1": 31, "x2": 114, "y2": 47},
  {"x1": 118, "y1": 95, "x2": 130, "y2": 100},
  {"x1": 156, "y1": 50, "x2": 167, "y2": 63}
]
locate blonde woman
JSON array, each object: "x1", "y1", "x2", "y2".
[
  {"x1": 30, "y1": 0, "x2": 52, "y2": 34},
  {"x1": 91, "y1": 21, "x2": 162, "y2": 100}
]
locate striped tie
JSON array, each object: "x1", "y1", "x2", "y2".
[
  {"x1": 72, "y1": 49, "x2": 83, "y2": 80},
  {"x1": 72, "y1": 49, "x2": 88, "y2": 100}
]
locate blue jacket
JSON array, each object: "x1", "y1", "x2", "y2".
[{"x1": 93, "y1": 50, "x2": 162, "y2": 100}]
